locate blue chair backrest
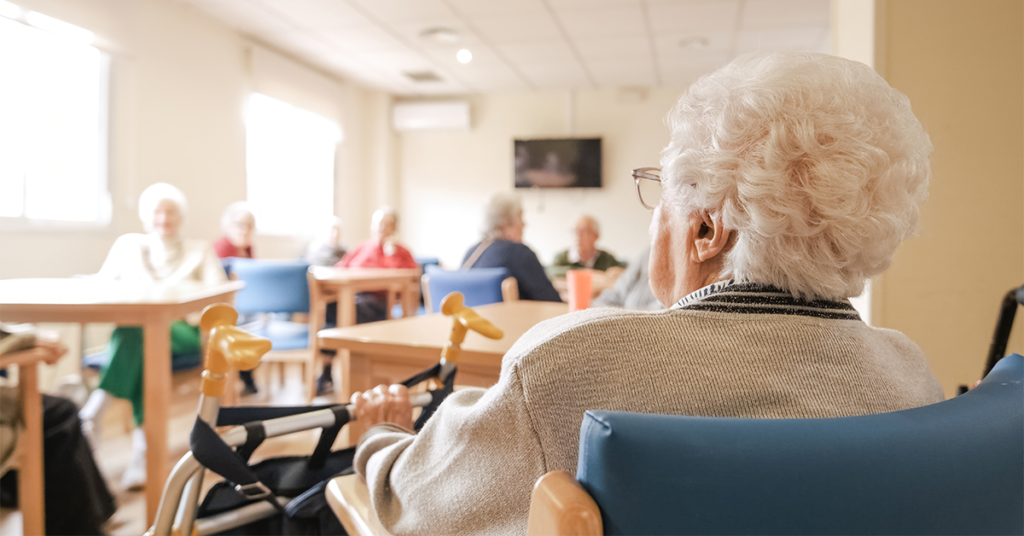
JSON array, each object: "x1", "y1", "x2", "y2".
[
  {"x1": 231, "y1": 258, "x2": 311, "y2": 315},
  {"x1": 424, "y1": 265, "x2": 508, "y2": 313},
  {"x1": 577, "y1": 353, "x2": 1024, "y2": 536}
]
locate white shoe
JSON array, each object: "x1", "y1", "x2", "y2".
[
  {"x1": 121, "y1": 450, "x2": 146, "y2": 491},
  {"x1": 121, "y1": 428, "x2": 147, "y2": 491}
]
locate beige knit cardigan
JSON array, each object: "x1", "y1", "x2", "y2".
[{"x1": 355, "y1": 302, "x2": 944, "y2": 536}]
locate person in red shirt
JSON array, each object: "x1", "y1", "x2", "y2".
[
  {"x1": 213, "y1": 202, "x2": 256, "y2": 260},
  {"x1": 319, "y1": 206, "x2": 418, "y2": 394}
]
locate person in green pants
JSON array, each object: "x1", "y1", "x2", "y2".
[{"x1": 78, "y1": 182, "x2": 226, "y2": 490}]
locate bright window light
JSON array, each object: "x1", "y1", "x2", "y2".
[
  {"x1": 245, "y1": 93, "x2": 340, "y2": 236},
  {"x1": 0, "y1": 16, "x2": 109, "y2": 223},
  {"x1": 0, "y1": 1, "x2": 20, "y2": 20},
  {"x1": 26, "y1": 11, "x2": 93, "y2": 44}
]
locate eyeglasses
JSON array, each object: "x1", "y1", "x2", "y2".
[{"x1": 632, "y1": 167, "x2": 662, "y2": 210}]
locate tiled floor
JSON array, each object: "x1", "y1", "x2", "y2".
[{"x1": 0, "y1": 364, "x2": 342, "y2": 535}]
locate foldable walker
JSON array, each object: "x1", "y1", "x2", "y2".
[{"x1": 146, "y1": 292, "x2": 503, "y2": 536}]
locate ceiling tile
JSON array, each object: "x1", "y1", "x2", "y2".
[
  {"x1": 497, "y1": 41, "x2": 577, "y2": 63},
  {"x1": 469, "y1": 15, "x2": 563, "y2": 44},
  {"x1": 647, "y1": 0, "x2": 740, "y2": 35},
  {"x1": 193, "y1": 0, "x2": 301, "y2": 35},
  {"x1": 573, "y1": 36, "x2": 650, "y2": 60},
  {"x1": 357, "y1": 49, "x2": 437, "y2": 71},
  {"x1": 586, "y1": 58, "x2": 655, "y2": 77},
  {"x1": 421, "y1": 45, "x2": 509, "y2": 73},
  {"x1": 347, "y1": 0, "x2": 459, "y2": 24},
  {"x1": 658, "y1": 52, "x2": 732, "y2": 82},
  {"x1": 454, "y1": 67, "x2": 530, "y2": 92},
  {"x1": 518, "y1": 62, "x2": 590, "y2": 89},
  {"x1": 556, "y1": 7, "x2": 646, "y2": 38},
  {"x1": 741, "y1": 0, "x2": 830, "y2": 29},
  {"x1": 446, "y1": 0, "x2": 549, "y2": 17},
  {"x1": 258, "y1": 0, "x2": 369, "y2": 29},
  {"x1": 318, "y1": 26, "x2": 408, "y2": 52},
  {"x1": 593, "y1": 71, "x2": 656, "y2": 87},
  {"x1": 734, "y1": 27, "x2": 827, "y2": 54}
]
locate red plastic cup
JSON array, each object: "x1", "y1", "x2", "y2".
[{"x1": 567, "y1": 269, "x2": 592, "y2": 312}]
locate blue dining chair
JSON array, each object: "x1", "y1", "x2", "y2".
[
  {"x1": 526, "y1": 353, "x2": 1024, "y2": 536},
  {"x1": 421, "y1": 265, "x2": 518, "y2": 314},
  {"x1": 229, "y1": 258, "x2": 316, "y2": 402}
]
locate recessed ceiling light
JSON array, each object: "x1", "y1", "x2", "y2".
[
  {"x1": 678, "y1": 36, "x2": 709, "y2": 50},
  {"x1": 456, "y1": 49, "x2": 472, "y2": 64},
  {"x1": 420, "y1": 27, "x2": 460, "y2": 44}
]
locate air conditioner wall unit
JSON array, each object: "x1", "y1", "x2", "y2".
[{"x1": 393, "y1": 100, "x2": 471, "y2": 131}]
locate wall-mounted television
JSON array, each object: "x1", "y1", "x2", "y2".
[{"x1": 514, "y1": 138, "x2": 602, "y2": 188}]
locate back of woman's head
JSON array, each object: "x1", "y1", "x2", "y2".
[
  {"x1": 483, "y1": 193, "x2": 522, "y2": 240},
  {"x1": 661, "y1": 51, "x2": 932, "y2": 300}
]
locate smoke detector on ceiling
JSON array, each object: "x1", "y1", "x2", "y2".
[
  {"x1": 678, "y1": 36, "x2": 710, "y2": 50},
  {"x1": 419, "y1": 27, "x2": 460, "y2": 44},
  {"x1": 404, "y1": 70, "x2": 444, "y2": 83}
]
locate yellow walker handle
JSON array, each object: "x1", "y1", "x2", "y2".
[
  {"x1": 439, "y1": 292, "x2": 504, "y2": 365},
  {"x1": 198, "y1": 303, "x2": 272, "y2": 398}
]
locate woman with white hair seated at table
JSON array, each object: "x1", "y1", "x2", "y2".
[
  {"x1": 347, "y1": 51, "x2": 945, "y2": 535},
  {"x1": 460, "y1": 193, "x2": 561, "y2": 302},
  {"x1": 78, "y1": 182, "x2": 225, "y2": 490}
]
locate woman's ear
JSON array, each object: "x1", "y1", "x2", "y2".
[{"x1": 694, "y1": 210, "x2": 731, "y2": 263}]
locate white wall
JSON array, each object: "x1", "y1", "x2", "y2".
[
  {"x1": 0, "y1": 0, "x2": 391, "y2": 278},
  {"x1": 397, "y1": 87, "x2": 689, "y2": 269}
]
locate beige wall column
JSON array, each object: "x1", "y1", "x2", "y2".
[{"x1": 873, "y1": 0, "x2": 1023, "y2": 396}]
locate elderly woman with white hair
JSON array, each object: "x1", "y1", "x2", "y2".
[
  {"x1": 347, "y1": 52, "x2": 944, "y2": 535},
  {"x1": 78, "y1": 183, "x2": 225, "y2": 490},
  {"x1": 460, "y1": 193, "x2": 561, "y2": 302}
]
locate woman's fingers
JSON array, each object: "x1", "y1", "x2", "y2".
[{"x1": 351, "y1": 384, "x2": 414, "y2": 429}]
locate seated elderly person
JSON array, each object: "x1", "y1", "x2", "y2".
[
  {"x1": 350, "y1": 51, "x2": 944, "y2": 535},
  {"x1": 317, "y1": 207, "x2": 418, "y2": 395},
  {"x1": 305, "y1": 216, "x2": 347, "y2": 267},
  {"x1": 78, "y1": 183, "x2": 225, "y2": 490},
  {"x1": 213, "y1": 201, "x2": 256, "y2": 259},
  {"x1": 461, "y1": 193, "x2": 561, "y2": 302},
  {"x1": 548, "y1": 215, "x2": 626, "y2": 278},
  {"x1": 591, "y1": 245, "x2": 663, "y2": 310}
]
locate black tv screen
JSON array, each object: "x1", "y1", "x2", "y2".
[{"x1": 514, "y1": 138, "x2": 602, "y2": 188}]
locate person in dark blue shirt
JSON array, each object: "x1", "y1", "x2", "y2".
[{"x1": 461, "y1": 194, "x2": 562, "y2": 302}]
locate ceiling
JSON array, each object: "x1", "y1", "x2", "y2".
[{"x1": 181, "y1": 0, "x2": 831, "y2": 97}]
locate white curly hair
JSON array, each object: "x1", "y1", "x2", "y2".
[
  {"x1": 482, "y1": 193, "x2": 523, "y2": 240},
  {"x1": 138, "y1": 182, "x2": 188, "y2": 226},
  {"x1": 661, "y1": 51, "x2": 932, "y2": 300}
]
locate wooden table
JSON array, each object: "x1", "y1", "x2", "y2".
[
  {"x1": 0, "y1": 278, "x2": 243, "y2": 525},
  {"x1": 318, "y1": 300, "x2": 568, "y2": 440},
  {"x1": 307, "y1": 266, "x2": 422, "y2": 361}
]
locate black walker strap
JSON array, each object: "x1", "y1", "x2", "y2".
[
  {"x1": 236, "y1": 422, "x2": 266, "y2": 463},
  {"x1": 308, "y1": 406, "x2": 350, "y2": 470}
]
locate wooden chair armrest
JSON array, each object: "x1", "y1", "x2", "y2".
[
  {"x1": 326, "y1": 474, "x2": 393, "y2": 536},
  {"x1": 502, "y1": 277, "x2": 519, "y2": 303},
  {"x1": 0, "y1": 345, "x2": 64, "y2": 368},
  {"x1": 526, "y1": 470, "x2": 602, "y2": 536}
]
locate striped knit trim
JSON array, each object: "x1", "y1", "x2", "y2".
[{"x1": 673, "y1": 281, "x2": 862, "y2": 321}]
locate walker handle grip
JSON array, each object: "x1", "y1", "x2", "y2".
[{"x1": 199, "y1": 303, "x2": 272, "y2": 398}]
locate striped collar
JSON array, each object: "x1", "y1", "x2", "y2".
[{"x1": 671, "y1": 281, "x2": 862, "y2": 321}]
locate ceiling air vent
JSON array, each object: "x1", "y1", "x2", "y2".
[{"x1": 404, "y1": 70, "x2": 443, "y2": 83}]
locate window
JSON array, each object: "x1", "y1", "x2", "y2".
[
  {"x1": 0, "y1": 10, "x2": 110, "y2": 224},
  {"x1": 245, "y1": 93, "x2": 340, "y2": 236}
]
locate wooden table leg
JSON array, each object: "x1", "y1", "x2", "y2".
[
  {"x1": 19, "y1": 362, "x2": 44, "y2": 536},
  {"x1": 340, "y1": 351, "x2": 373, "y2": 445},
  {"x1": 401, "y1": 280, "x2": 419, "y2": 318},
  {"x1": 143, "y1": 318, "x2": 172, "y2": 526}
]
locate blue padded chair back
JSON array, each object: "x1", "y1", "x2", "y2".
[
  {"x1": 231, "y1": 258, "x2": 311, "y2": 315},
  {"x1": 424, "y1": 265, "x2": 508, "y2": 313},
  {"x1": 577, "y1": 353, "x2": 1024, "y2": 536}
]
